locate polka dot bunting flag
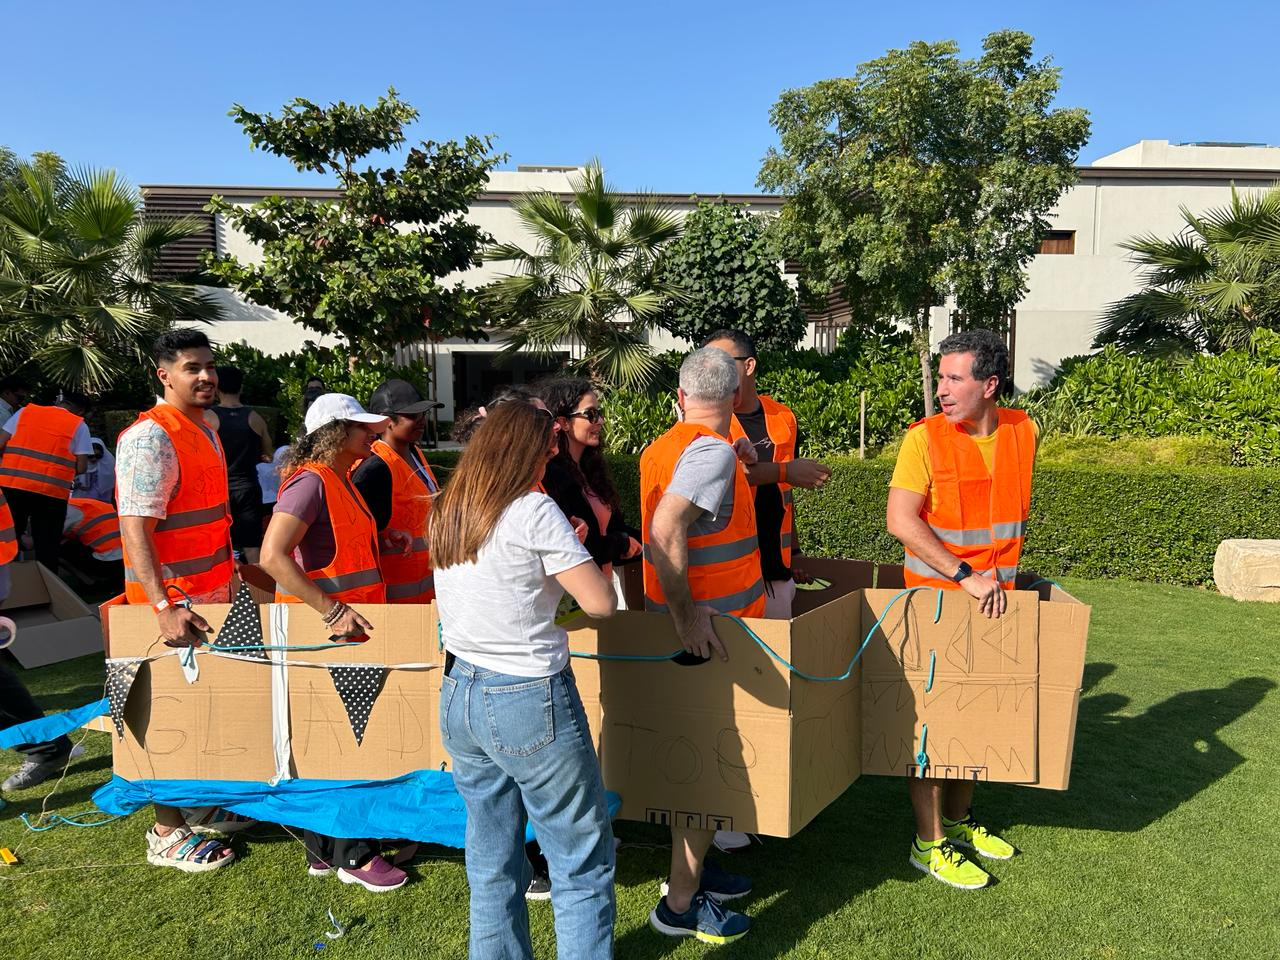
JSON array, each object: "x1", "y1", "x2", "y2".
[
  {"x1": 326, "y1": 665, "x2": 388, "y2": 746},
  {"x1": 214, "y1": 582, "x2": 268, "y2": 659},
  {"x1": 106, "y1": 661, "x2": 140, "y2": 740}
]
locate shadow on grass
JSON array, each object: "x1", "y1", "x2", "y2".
[{"x1": 1002, "y1": 662, "x2": 1275, "y2": 832}]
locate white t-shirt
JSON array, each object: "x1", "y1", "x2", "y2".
[
  {"x1": 2, "y1": 409, "x2": 93, "y2": 456},
  {"x1": 435, "y1": 491, "x2": 593, "y2": 677}
]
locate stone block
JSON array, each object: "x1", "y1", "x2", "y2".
[{"x1": 1214, "y1": 539, "x2": 1280, "y2": 602}]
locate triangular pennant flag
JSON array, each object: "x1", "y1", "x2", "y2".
[
  {"x1": 214, "y1": 582, "x2": 267, "y2": 659},
  {"x1": 327, "y1": 665, "x2": 388, "y2": 746},
  {"x1": 106, "y1": 660, "x2": 140, "y2": 740}
]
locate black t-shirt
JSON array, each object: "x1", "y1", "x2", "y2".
[
  {"x1": 351, "y1": 455, "x2": 394, "y2": 531},
  {"x1": 214, "y1": 405, "x2": 261, "y2": 491},
  {"x1": 737, "y1": 402, "x2": 793, "y2": 582}
]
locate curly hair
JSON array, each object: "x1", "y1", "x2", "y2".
[
  {"x1": 537, "y1": 377, "x2": 621, "y2": 512},
  {"x1": 938, "y1": 329, "x2": 1011, "y2": 398},
  {"x1": 280, "y1": 420, "x2": 350, "y2": 478}
]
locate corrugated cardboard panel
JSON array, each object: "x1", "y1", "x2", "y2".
[
  {"x1": 860, "y1": 588, "x2": 1040, "y2": 783},
  {"x1": 2, "y1": 562, "x2": 102, "y2": 667},
  {"x1": 1029, "y1": 588, "x2": 1090, "y2": 790}
]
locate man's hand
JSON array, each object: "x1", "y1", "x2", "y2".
[
  {"x1": 675, "y1": 606, "x2": 727, "y2": 662},
  {"x1": 158, "y1": 605, "x2": 212, "y2": 648},
  {"x1": 382, "y1": 529, "x2": 413, "y2": 556},
  {"x1": 732, "y1": 436, "x2": 758, "y2": 466},
  {"x1": 783, "y1": 458, "x2": 832, "y2": 489},
  {"x1": 961, "y1": 572, "x2": 1006, "y2": 619},
  {"x1": 330, "y1": 606, "x2": 374, "y2": 642},
  {"x1": 790, "y1": 558, "x2": 814, "y2": 585}
]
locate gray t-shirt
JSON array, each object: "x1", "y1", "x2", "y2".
[{"x1": 666, "y1": 435, "x2": 738, "y2": 531}]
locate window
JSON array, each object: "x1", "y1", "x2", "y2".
[{"x1": 1038, "y1": 230, "x2": 1075, "y2": 255}]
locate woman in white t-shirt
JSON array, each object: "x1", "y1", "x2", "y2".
[{"x1": 431, "y1": 401, "x2": 618, "y2": 960}]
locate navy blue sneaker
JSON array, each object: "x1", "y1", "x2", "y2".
[
  {"x1": 660, "y1": 858, "x2": 753, "y2": 903},
  {"x1": 649, "y1": 892, "x2": 751, "y2": 944}
]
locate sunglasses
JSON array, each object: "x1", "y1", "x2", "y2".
[{"x1": 567, "y1": 407, "x2": 603, "y2": 424}]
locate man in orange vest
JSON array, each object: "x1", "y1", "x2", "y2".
[
  {"x1": 704, "y1": 329, "x2": 832, "y2": 620},
  {"x1": 115, "y1": 328, "x2": 242, "y2": 872},
  {"x1": 641, "y1": 347, "x2": 761, "y2": 945},
  {"x1": 886, "y1": 329, "x2": 1034, "y2": 891},
  {"x1": 0, "y1": 391, "x2": 93, "y2": 571},
  {"x1": 353, "y1": 378, "x2": 442, "y2": 604},
  {"x1": 61, "y1": 496, "x2": 123, "y2": 585}
]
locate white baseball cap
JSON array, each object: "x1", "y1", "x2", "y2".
[{"x1": 304, "y1": 393, "x2": 390, "y2": 435}]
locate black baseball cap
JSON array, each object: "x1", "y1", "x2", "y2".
[{"x1": 367, "y1": 379, "x2": 443, "y2": 416}]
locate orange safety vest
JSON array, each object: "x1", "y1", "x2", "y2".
[
  {"x1": 728, "y1": 394, "x2": 799, "y2": 568},
  {"x1": 902, "y1": 409, "x2": 1035, "y2": 590},
  {"x1": 0, "y1": 487, "x2": 16, "y2": 565},
  {"x1": 641, "y1": 421, "x2": 766, "y2": 617},
  {"x1": 121, "y1": 405, "x2": 234, "y2": 604},
  {"x1": 0, "y1": 404, "x2": 84, "y2": 501},
  {"x1": 274, "y1": 463, "x2": 386, "y2": 605},
  {"x1": 67, "y1": 497, "x2": 122, "y2": 559},
  {"x1": 370, "y1": 438, "x2": 437, "y2": 603}
]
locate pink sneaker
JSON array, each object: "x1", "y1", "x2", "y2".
[{"x1": 337, "y1": 855, "x2": 408, "y2": 892}]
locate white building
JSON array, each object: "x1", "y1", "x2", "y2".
[{"x1": 144, "y1": 140, "x2": 1280, "y2": 415}]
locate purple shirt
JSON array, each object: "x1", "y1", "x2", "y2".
[{"x1": 273, "y1": 470, "x2": 337, "y2": 572}]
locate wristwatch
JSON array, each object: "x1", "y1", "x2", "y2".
[{"x1": 951, "y1": 561, "x2": 973, "y2": 583}]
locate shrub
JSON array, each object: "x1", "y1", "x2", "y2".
[{"x1": 1036, "y1": 435, "x2": 1234, "y2": 468}]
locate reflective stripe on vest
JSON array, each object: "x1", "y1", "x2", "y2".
[
  {"x1": 274, "y1": 462, "x2": 385, "y2": 605},
  {"x1": 121, "y1": 405, "x2": 234, "y2": 604},
  {"x1": 0, "y1": 405, "x2": 83, "y2": 500},
  {"x1": 67, "y1": 498, "x2": 121, "y2": 557},
  {"x1": 640, "y1": 421, "x2": 766, "y2": 619},
  {"x1": 902, "y1": 409, "x2": 1035, "y2": 591},
  {"x1": 369, "y1": 439, "x2": 436, "y2": 604},
  {"x1": 728, "y1": 395, "x2": 799, "y2": 567},
  {"x1": 0, "y1": 489, "x2": 16, "y2": 565}
]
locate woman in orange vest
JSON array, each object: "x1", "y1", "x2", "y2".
[
  {"x1": 259, "y1": 393, "x2": 406, "y2": 892},
  {"x1": 352, "y1": 379, "x2": 441, "y2": 604}
]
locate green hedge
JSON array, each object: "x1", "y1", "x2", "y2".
[{"x1": 426, "y1": 451, "x2": 1280, "y2": 587}]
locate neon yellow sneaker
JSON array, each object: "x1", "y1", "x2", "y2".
[
  {"x1": 909, "y1": 838, "x2": 990, "y2": 890},
  {"x1": 943, "y1": 815, "x2": 1016, "y2": 860}
]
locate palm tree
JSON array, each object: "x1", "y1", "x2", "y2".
[
  {"x1": 0, "y1": 165, "x2": 221, "y2": 393},
  {"x1": 481, "y1": 161, "x2": 684, "y2": 389},
  {"x1": 1095, "y1": 184, "x2": 1280, "y2": 355}
]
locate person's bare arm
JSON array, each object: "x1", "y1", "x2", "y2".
[
  {"x1": 649, "y1": 492, "x2": 727, "y2": 660},
  {"x1": 0, "y1": 429, "x2": 9, "y2": 452},
  {"x1": 249, "y1": 411, "x2": 273, "y2": 462},
  {"x1": 260, "y1": 512, "x2": 372, "y2": 638},
  {"x1": 886, "y1": 487, "x2": 1005, "y2": 618},
  {"x1": 118, "y1": 515, "x2": 214, "y2": 645},
  {"x1": 554, "y1": 559, "x2": 616, "y2": 618},
  {"x1": 75, "y1": 453, "x2": 89, "y2": 475},
  {"x1": 742, "y1": 458, "x2": 831, "y2": 488}
]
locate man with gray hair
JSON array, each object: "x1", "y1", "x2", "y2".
[{"x1": 638, "y1": 347, "x2": 763, "y2": 944}]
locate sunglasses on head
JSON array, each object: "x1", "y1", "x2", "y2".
[{"x1": 567, "y1": 407, "x2": 603, "y2": 424}]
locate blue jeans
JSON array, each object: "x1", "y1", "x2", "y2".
[{"x1": 441, "y1": 655, "x2": 615, "y2": 960}]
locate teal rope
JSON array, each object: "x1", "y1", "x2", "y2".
[
  {"x1": 21, "y1": 811, "x2": 123, "y2": 831},
  {"x1": 925, "y1": 650, "x2": 936, "y2": 693},
  {"x1": 933, "y1": 589, "x2": 943, "y2": 624},
  {"x1": 915, "y1": 723, "x2": 929, "y2": 778},
  {"x1": 1026, "y1": 577, "x2": 1063, "y2": 592}
]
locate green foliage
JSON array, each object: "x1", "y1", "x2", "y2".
[
  {"x1": 1015, "y1": 330, "x2": 1280, "y2": 465},
  {"x1": 275, "y1": 343, "x2": 428, "y2": 437},
  {"x1": 791, "y1": 459, "x2": 1280, "y2": 587},
  {"x1": 655, "y1": 199, "x2": 806, "y2": 351},
  {"x1": 1036, "y1": 435, "x2": 1234, "y2": 468},
  {"x1": 600, "y1": 390, "x2": 678, "y2": 455},
  {"x1": 482, "y1": 161, "x2": 684, "y2": 389},
  {"x1": 0, "y1": 164, "x2": 221, "y2": 393},
  {"x1": 1096, "y1": 185, "x2": 1280, "y2": 354},
  {"x1": 206, "y1": 88, "x2": 502, "y2": 357},
  {"x1": 759, "y1": 30, "x2": 1089, "y2": 412},
  {"x1": 0, "y1": 146, "x2": 68, "y2": 195}
]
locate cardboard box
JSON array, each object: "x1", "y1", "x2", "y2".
[
  {"x1": 106, "y1": 558, "x2": 1088, "y2": 835},
  {"x1": 0, "y1": 561, "x2": 102, "y2": 667}
]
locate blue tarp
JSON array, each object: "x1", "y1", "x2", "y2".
[{"x1": 6, "y1": 699, "x2": 620, "y2": 848}]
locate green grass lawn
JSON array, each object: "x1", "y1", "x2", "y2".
[{"x1": 2, "y1": 579, "x2": 1277, "y2": 959}]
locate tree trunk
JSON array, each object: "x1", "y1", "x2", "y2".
[{"x1": 914, "y1": 307, "x2": 935, "y2": 418}]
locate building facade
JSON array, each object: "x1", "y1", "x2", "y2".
[{"x1": 144, "y1": 140, "x2": 1280, "y2": 416}]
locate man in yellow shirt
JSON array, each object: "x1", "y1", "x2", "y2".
[{"x1": 886, "y1": 329, "x2": 1036, "y2": 890}]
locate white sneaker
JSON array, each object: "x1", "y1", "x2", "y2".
[{"x1": 712, "y1": 830, "x2": 752, "y2": 853}]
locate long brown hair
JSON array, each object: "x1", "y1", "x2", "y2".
[{"x1": 429, "y1": 402, "x2": 553, "y2": 568}]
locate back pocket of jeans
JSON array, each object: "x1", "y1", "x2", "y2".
[
  {"x1": 482, "y1": 677, "x2": 554, "y2": 757},
  {"x1": 439, "y1": 674, "x2": 457, "y2": 743}
]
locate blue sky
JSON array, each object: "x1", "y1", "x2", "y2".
[{"x1": 6, "y1": 0, "x2": 1277, "y2": 193}]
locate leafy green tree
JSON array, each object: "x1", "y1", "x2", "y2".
[
  {"x1": 1095, "y1": 185, "x2": 1280, "y2": 355},
  {"x1": 758, "y1": 30, "x2": 1090, "y2": 412},
  {"x1": 482, "y1": 161, "x2": 684, "y2": 389},
  {"x1": 206, "y1": 88, "x2": 501, "y2": 359},
  {"x1": 0, "y1": 146, "x2": 68, "y2": 195},
  {"x1": 0, "y1": 164, "x2": 220, "y2": 393},
  {"x1": 655, "y1": 199, "x2": 806, "y2": 351}
]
